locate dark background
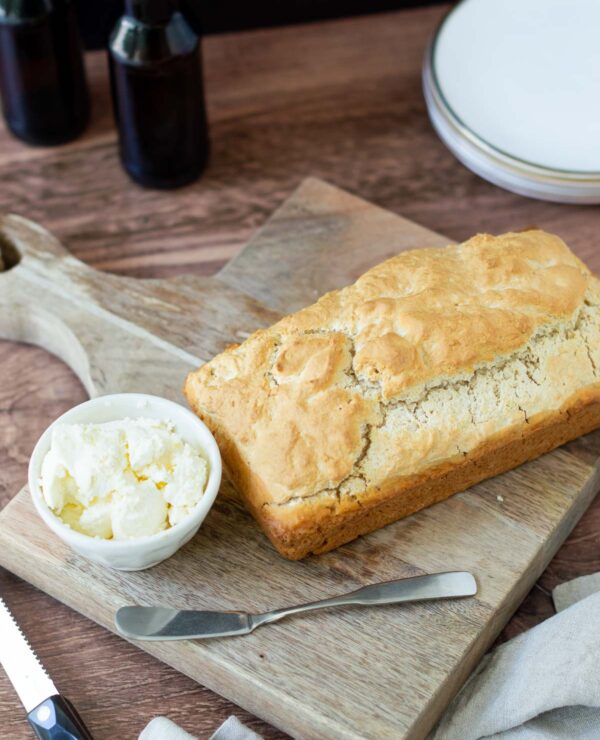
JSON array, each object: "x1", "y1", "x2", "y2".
[{"x1": 77, "y1": 0, "x2": 443, "y2": 48}]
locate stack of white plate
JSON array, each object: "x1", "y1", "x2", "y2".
[{"x1": 423, "y1": 0, "x2": 600, "y2": 203}]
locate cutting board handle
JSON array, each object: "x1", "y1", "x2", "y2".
[
  {"x1": 0, "y1": 215, "x2": 102, "y2": 394},
  {"x1": 0, "y1": 213, "x2": 277, "y2": 400},
  {"x1": 0, "y1": 213, "x2": 71, "y2": 264},
  {"x1": 0, "y1": 214, "x2": 193, "y2": 398}
]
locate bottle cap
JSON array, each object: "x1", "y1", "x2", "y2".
[{"x1": 0, "y1": 0, "x2": 52, "y2": 22}]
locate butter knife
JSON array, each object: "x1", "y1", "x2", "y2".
[
  {"x1": 0, "y1": 595, "x2": 93, "y2": 739},
  {"x1": 115, "y1": 571, "x2": 477, "y2": 641}
]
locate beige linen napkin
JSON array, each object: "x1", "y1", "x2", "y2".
[
  {"x1": 139, "y1": 714, "x2": 262, "y2": 740},
  {"x1": 140, "y1": 717, "x2": 196, "y2": 739},
  {"x1": 553, "y1": 572, "x2": 600, "y2": 613},
  {"x1": 431, "y1": 573, "x2": 600, "y2": 739}
]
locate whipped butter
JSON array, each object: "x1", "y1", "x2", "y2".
[{"x1": 40, "y1": 418, "x2": 208, "y2": 539}]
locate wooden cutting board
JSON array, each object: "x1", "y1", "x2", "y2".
[{"x1": 0, "y1": 178, "x2": 598, "y2": 739}]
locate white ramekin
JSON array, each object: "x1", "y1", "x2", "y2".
[{"x1": 28, "y1": 393, "x2": 222, "y2": 571}]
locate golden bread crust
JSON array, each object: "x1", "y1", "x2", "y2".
[
  {"x1": 249, "y1": 389, "x2": 600, "y2": 558},
  {"x1": 185, "y1": 230, "x2": 600, "y2": 558}
]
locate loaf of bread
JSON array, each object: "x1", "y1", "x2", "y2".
[{"x1": 185, "y1": 231, "x2": 600, "y2": 559}]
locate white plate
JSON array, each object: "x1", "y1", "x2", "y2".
[{"x1": 423, "y1": 0, "x2": 600, "y2": 203}]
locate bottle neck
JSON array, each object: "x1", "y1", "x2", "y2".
[
  {"x1": 124, "y1": 0, "x2": 176, "y2": 25},
  {"x1": 111, "y1": 0, "x2": 198, "y2": 64}
]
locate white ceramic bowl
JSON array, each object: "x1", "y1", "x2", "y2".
[{"x1": 28, "y1": 393, "x2": 222, "y2": 571}]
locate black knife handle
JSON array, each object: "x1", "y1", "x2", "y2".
[{"x1": 27, "y1": 695, "x2": 93, "y2": 740}]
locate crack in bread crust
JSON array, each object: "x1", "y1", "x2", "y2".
[
  {"x1": 256, "y1": 389, "x2": 600, "y2": 559},
  {"x1": 261, "y1": 298, "x2": 600, "y2": 509}
]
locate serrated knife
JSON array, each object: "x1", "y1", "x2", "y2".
[{"x1": 0, "y1": 595, "x2": 93, "y2": 739}]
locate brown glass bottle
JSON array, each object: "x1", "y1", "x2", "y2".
[
  {"x1": 108, "y1": 0, "x2": 209, "y2": 189},
  {"x1": 0, "y1": 0, "x2": 90, "y2": 145}
]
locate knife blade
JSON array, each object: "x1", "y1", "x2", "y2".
[
  {"x1": 0, "y1": 595, "x2": 93, "y2": 739},
  {"x1": 116, "y1": 571, "x2": 478, "y2": 641}
]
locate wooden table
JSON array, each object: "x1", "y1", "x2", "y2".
[{"x1": 0, "y1": 5, "x2": 599, "y2": 738}]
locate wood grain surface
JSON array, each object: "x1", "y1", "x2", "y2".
[
  {"x1": 0, "y1": 4, "x2": 599, "y2": 739},
  {"x1": 1, "y1": 178, "x2": 600, "y2": 739}
]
